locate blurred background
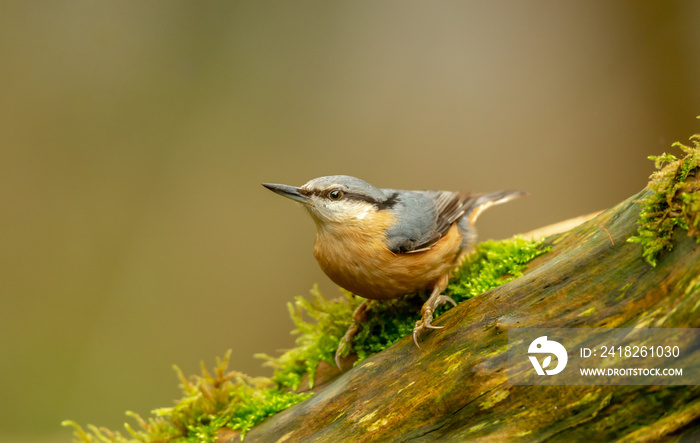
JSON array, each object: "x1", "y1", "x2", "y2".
[{"x1": 1, "y1": 1, "x2": 699, "y2": 441}]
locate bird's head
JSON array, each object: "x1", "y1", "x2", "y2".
[{"x1": 263, "y1": 175, "x2": 395, "y2": 228}]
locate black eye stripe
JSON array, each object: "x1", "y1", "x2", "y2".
[
  {"x1": 375, "y1": 192, "x2": 399, "y2": 210},
  {"x1": 300, "y1": 188, "x2": 398, "y2": 209}
]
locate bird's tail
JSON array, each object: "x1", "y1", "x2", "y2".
[{"x1": 463, "y1": 190, "x2": 528, "y2": 226}]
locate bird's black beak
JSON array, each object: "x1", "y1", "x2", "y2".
[{"x1": 262, "y1": 183, "x2": 309, "y2": 204}]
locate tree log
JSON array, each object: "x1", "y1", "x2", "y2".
[{"x1": 226, "y1": 189, "x2": 700, "y2": 442}]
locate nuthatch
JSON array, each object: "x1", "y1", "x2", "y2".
[{"x1": 262, "y1": 175, "x2": 526, "y2": 367}]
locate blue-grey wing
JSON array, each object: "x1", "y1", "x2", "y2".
[
  {"x1": 383, "y1": 190, "x2": 473, "y2": 254},
  {"x1": 382, "y1": 189, "x2": 527, "y2": 254}
]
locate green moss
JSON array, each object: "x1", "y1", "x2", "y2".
[
  {"x1": 64, "y1": 236, "x2": 548, "y2": 442},
  {"x1": 446, "y1": 236, "x2": 550, "y2": 300},
  {"x1": 256, "y1": 286, "x2": 361, "y2": 390},
  {"x1": 63, "y1": 351, "x2": 312, "y2": 442},
  {"x1": 628, "y1": 134, "x2": 700, "y2": 266}
]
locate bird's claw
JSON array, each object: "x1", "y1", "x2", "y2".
[
  {"x1": 335, "y1": 326, "x2": 357, "y2": 369},
  {"x1": 334, "y1": 301, "x2": 370, "y2": 369},
  {"x1": 413, "y1": 329, "x2": 422, "y2": 349},
  {"x1": 334, "y1": 340, "x2": 347, "y2": 369},
  {"x1": 438, "y1": 295, "x2": 457, "y2": 307},
  {"x1": 412, "y1": 287, "x2": 457, "y2": 348},
  {"x1": 413, "y1": 312, "x2": 440, "y2": 348}
]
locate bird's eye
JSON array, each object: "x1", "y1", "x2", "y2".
[{"x1": 329, "y1": 189, "x2": 343, "y2": 200}]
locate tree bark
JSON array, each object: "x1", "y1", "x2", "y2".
[{"x1": 223, "y1": 189, "x2": 700, "y2": 442}]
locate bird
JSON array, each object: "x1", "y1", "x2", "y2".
[{"x1": 262, "y1": 175, "x2": 526, "y2": 367}]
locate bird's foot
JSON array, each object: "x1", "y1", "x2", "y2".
[
  {"x1": 335, "y1": 325, "x2": 358, "y2": 369},
  {"x1": 412, "y1": 282, "x2": 456, "y2": 348},
  {"x1": 335, "y1": 301, "x2": 370, "y2": 369}
]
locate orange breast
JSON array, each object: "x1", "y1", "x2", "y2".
[{"x1": 313, "y1": 213, "x2": 464, "y2": 300}]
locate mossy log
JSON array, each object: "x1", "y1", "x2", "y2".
[{"x1": 222, "y1": 189, "x2": 700, "y2": 442}]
